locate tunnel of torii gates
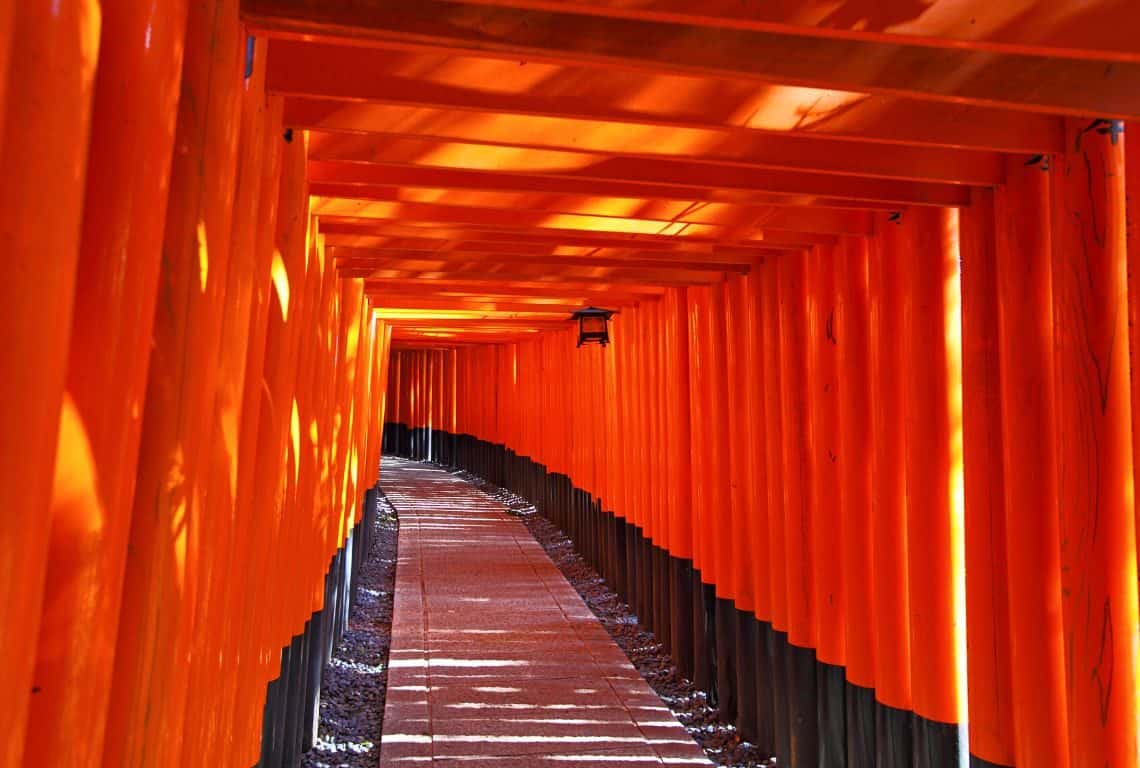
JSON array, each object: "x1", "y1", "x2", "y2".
[{"x1": 7, "y1": 1, "x2": 1140, "y2": 768}]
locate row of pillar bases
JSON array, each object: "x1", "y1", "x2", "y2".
[
  {"x1": 381, "y1": 424, "x2": 970, "y2": 768},
  {"x1": 255, "y1": 487, "x2": 381, "y2": 768}
]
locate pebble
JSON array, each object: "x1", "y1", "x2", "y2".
[{"x1": 301, "y1": 496, "x2": 398, "y2": 768}]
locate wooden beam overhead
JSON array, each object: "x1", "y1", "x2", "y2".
[
  {"x1": 357, "y1": 264, "x2": 725, "y2": 287},
  {"x1": 370, "y1": 295, "x2": 592, "y2": 313},
  {"x1": 317, "y1": 221, "x2": 836, "y2": 250},
  {"x1": 319, "y1": 203, "x2": 873, "y2": 236},
  {"x1": 364, "y1": 276, "x2": 666, "y2": 298},
  {"x1": 308, "y1": 157, "x2": 907, "y2": 212},
  {"x1": 331, "y1": 246, "x2": 754, "y2": 271},
  {"x1": 265, "y1": 40, "x2": 1064, "y2": 154},
  {"x1": 279, "y1": 97, "x2": 1005, "y2": 185},
  {"x1": 307, "y1": 166, "x2": 966, "y2": 210},
  {"x1": 242, "y1": 0, "x2": 1140, "y2": 118},
  {"x1": 385, "y1": 0, "x2": 1140, "y2": 63}
]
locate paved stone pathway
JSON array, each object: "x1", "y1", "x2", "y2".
[{"x1": 379, "y1": 458, "x2": 713, "y2": 767}]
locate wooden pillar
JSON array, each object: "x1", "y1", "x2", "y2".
[
  {"x1": 726, "y1": 278, "x2": 754, "y2": 614},
  {"x1": 900, "y1": 206, "x2": 967, "y2": 761},
  {"x1": 761, "y1": 264, "x2": 788, "y2": 636},
  {"x1": 230, "y1": 95, "x2": 286, "y2": 763},
  {"x1": 687, "y1": 287, "x2": 711, "y2": 584},
  {"x1": 870, "y1": 219, "x2": 914, "y2": 766},
  {"x1": 777, "y1": 251, "x2": 819, "y2": 767},
  {"x1": 809, "y1": 243, "x2": 846, "y2": 765},
  {"x1": 102, "y1": 0, "x2": 245, "y2": 761},
  {"x1": 741, "y1": 272, "x2": 770, "y2": 626},
  {"x1": 1051, "y1": 117, "x2": 1139, "y2": 768},
  {"x1": 1127, "y1": 125, "x2": 1140, "y2": 615},
  {"x1": 996, "y1": 154, "x2": 1071, "y2": 768},
  {"x1": 0, "y1": 4, "x2": 100, "y2": 764},
  {"x1": 960, "y1": 187, "x2": 1016, "y2": 767},
  {"x1": 25, "y1": 2, "x2": 188, "y2": 765},
  {"x1": 836, "y1": 236, "x2": 876, "y2": 765},
  {"x1": 707, "y1": 283, "x2": 733, "y2": 599}
]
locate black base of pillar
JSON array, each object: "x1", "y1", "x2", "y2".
[
  {"x1": 846, "y1": 681, "x2": 876, "y2": 768},
  {"x1": 787, "y1": 642, "x2": 819, "y2": 768},
  {"x1": 735, "y1": 611, "x2": 759, "y2": 745},
  {"x1": 714, "y1": 596, "x2": 738, "y2": 722},
  {"x1": 381, "y1": 427, "x2": 975, "y2": 768},
  {"x1": 670, "y1": 558, "x2": 695, "y2": 679},
  {"x1": 817, "y1": 661, "x2": 847, "y2": 767},
  {"x1": 875, "y1": 700, "x2": 915, "y2": 768},
  {"x1": 914, "y1": 715, "x2": 965, "y2": 768}
]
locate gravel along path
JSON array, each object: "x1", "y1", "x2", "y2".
[
  {"x1": 455, "y1": 469, "x2": 775, "y2": 768},
  {"x1": 302, "y1": 494, "x2": 398, "y2": 768}
]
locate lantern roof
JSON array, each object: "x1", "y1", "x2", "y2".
[{"x1": 570, "y1": 306, "x2": 616, "y2": 320}]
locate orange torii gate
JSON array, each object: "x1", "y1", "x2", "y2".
[{"x1": 1, "y1": 1, "x2": 1140, "y2": 767}]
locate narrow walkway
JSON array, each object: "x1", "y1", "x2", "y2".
[{"x1": 378, "y1": 458, "x2": 713, "y2": 767}]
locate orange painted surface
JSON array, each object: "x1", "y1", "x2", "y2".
[
  {"x1": 101, "y1": 1, "x2": 244, "y2": 763},
  {"x1": 760, "y1": 265, "x2": 789, "y2": 633},
  {"x1": 1051, "y1": 117, "x2": 1140, "y2": 768},
  {"x1": 741, "y1": 272, "x2": 770, "y2": 622},
  {"x1": 706, "y1": 283, "x2": 733, "y2": 598},
  {"x1": 960, "y1": 186, "x2": 1015, "y2": 765},
  {"x1": 7, "y1": 1, "x2": 1140, "y2": 763},
  {"x1": 995, "y1": 156, "x2": 1071, "y2": 768},
  {"x1": 724, "y1": 276, "x2": 754, "y2": 612},
  {"x1": 777, "y1": 252, "x2": 816, "y2": 650},
  {"x1": 901, "y1": 206, "x2": 966, "y2": 726},
  {"x1": 808, "y1": 244, "x2": 844, "y2": 666},
  {"x1": 0, "y1": 2, "x2": 100, "y2": 765},
  {"x1": 26, "y1": 1, "x2": 188, "y2": 765},
  {"x1": 835, "y1": 236, "x2": 874, "y2": 690},
  {"x1": 686, "y1": 287, "x2": 711, "y2": 581},
  {"x1": 870, "y1": 220, "x2": 912, "y2": 711},
  {"x1": 1128, "y1": 125, "x2": 1140, "y2": 598}
]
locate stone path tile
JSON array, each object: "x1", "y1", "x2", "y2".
[{"x1": 379, "y1": 458, "x2": 712, "y2": 767}]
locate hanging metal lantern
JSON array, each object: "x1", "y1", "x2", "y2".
[{"x1": 570, "y1": 306, "x2": 615, "y2": 347}]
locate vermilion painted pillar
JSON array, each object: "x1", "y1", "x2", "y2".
[
  {"x1": 870, "y1": 220, "x2": 914, "y2": 766},
  {"x1": 777, "y1": 251, "x2": 819, "y2": 767},
  {"x1": 760, "y1": 261, "x2": 790, "y2": 765},
  {"x1": 960, "y1": 187, "x2": 1016, "y2": 768},
  {"x1": 687, "y1": 287, "x2": 710, "y2": 585},
  {"x1": 761, "y1": 263, "x2": 787, "y2": 637},
  {"x1": 739, "y1": 270, "x2": 775, "y2": 753},
  {"x1": 900, "y1": 206, "x2": 967, "y2": 762},
  {"x1": 707, "y1": 283, "x2": 732, "y2": 599},
  {"x1": 686, "y1": 287, "x2": 714, "y2": 693},
  {"x1": 666, "y1": 287, "x2": 696, "y2": 678},
  {"x1": 232, "y1": 96, "x2": 284, "y2": 762},
  {"x1": 809, "y1": 244, "x2": 846, "y2": 765},
  {"x1": 0, "y1": 0, "x2": 13, "y2": 147},
  {"x1": 231, "y1": 90, "x2": 284, "y2": 765},
  {"x1": 102, "y1": 0, "x2": 243, "y2": 755},
  {"x1": 243, "y1": 131, "x2": 310, "y2": 766},
  {"x1": 725, "y1": 278, "x2": 752, "y2": 613},
  {"x1": 186, "y1": 22, "x2": 265, "y2": 760},
  {"x1": 995, "y1": 155, "x2": 1070, "y2": 768},
  {"x1": 0, "y1": 3, "x2": 99, "y2": 765},
  {"x1": 1051, "y1": 117, "x2": 1139, "y2": 768},
  {"x1": 707, "y1": 282, "x2": 738, "y2": 720},
  {"x1": 836, "y1": 235, "x2": 876, "y2": 766},
  {"x1": 25, "y1": 2, "x2": 188, "y2": 765},
  {"x1": 1127, "y1": 125, "x2": 1140, "y2": 593}
]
